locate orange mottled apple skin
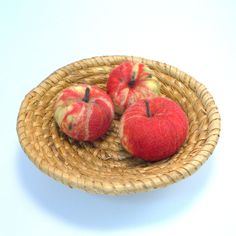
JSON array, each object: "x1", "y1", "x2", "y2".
[
  {"x1": 54, "y1": 84, "x2": 114, "y2": 141},
  {"x1": 107, "y1": 61, "x2": 160, "y2": 114},
  {"x1": 120, "y1": 97, "x2": 189, "y2": 161}
]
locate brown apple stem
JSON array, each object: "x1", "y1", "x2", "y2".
[
  {"x1": 128, "y1": 72, "x2": 136, "y2": 87},
  {"x1": 82, "y1": 87, "x2": 90, "y2": 103},
  {"x1": 145, "y1": 100, "x2": 152, "y2": 117}
]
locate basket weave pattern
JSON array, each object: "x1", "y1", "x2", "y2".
[{"x1": 17, "y1": 56, "x2": 220, "y2": 194}]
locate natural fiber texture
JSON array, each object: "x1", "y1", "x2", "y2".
[{"x1": 17, "y1": 55, "x2": 221, "y2": 195}]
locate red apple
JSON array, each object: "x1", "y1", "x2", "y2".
[
  {"x1": 54, "y1": 84, "x2": 114, "y2": 141},
  {"x1": 107, "y1": 61, "x2": 160, "y2": 114},
  {"x1": 120, "y1": 97, "x2": 189, "y2": 161}
]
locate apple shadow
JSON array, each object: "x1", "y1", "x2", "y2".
[{"x1": 16, "y1": 145, "x2": 215, "y2": 231}]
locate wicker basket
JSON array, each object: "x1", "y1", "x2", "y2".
[{"x1": 17, "y1": 55, "x2": 220, "y2": 195}]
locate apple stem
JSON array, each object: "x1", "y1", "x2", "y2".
[
  {"x1": 82, "y1": 87, "x2": 90, "y2": 103},
  {"x1": 145, "y1": 100, "x2": 152, "y2": 117},
  {"x1": 128, "y1": 72, "x2": 136, "y2": 87}
]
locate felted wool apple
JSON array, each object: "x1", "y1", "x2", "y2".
[
  {"x1": 54, "y1": 84, "x2": 114, "y2": 141},
  {"x1": 120, "y1": 97, "x2": 189, "y2": 161},
  {"x1": 107, "y1": 61, "x2": 160, "y2": 114}
]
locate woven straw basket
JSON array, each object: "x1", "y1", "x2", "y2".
[{"x1": 17, "y1": 55, "x2": 220, "y2": 195}]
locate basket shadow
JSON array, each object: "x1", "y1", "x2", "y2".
[{"x1": 16, "y1": 146, "x2": 215, "y2": 231}]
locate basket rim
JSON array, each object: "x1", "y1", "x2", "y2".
[{"x1": 17, "y1": 55, "x2": 221, "y2": 195}]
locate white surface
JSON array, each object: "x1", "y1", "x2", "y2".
[{"x1": 0, "y1": 0, "x2": 235, "y2": 235}]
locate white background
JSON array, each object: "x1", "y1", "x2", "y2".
[{"x1": 0, "y1": 0, "x2": 235, "y2": 235}]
